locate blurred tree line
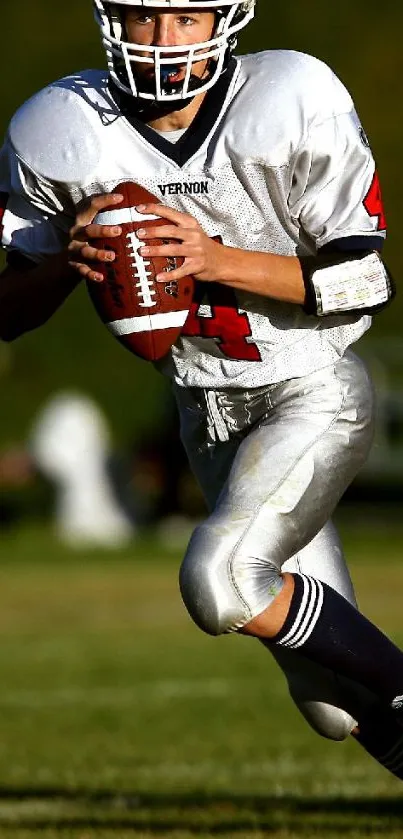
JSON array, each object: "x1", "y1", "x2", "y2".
[{"x1": 0, "y1": 0, "x2": 401, "y2": 448}]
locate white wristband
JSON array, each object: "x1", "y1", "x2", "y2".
[{"x1": 307, "y1": 251, "x2": 393, "y2": 317}]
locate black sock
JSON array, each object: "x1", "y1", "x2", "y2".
[
  {"x1": 354, "y1": 702, "x2": 403, "y2": 779},
  {"x1": 271, "y1": 573, "x2": 403, "y2": 706}
]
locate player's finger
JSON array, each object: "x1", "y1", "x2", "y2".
[
  {"x1": 85, "y1": 223, "x2": 122, "y2": 239},
  {"x1": 68, "y1": 261, "x2": 105, "y2": 283},
  {"x1": 69, "y1": 224, "x2": 121, "y2": 244},
  {"x1": 90, "y1": 192, "x2": 124, "y2": 210},
  {"x1": 82, "y1": 244, "x2": 116, "y2": 262},
  {"x1": 136, "y1": 203, "x2": 197, "y2": 227},
  {"x1": 138, "y1": 242, "x2": 190, "y2": 257},
  {"x1": 155, "y1": 261, "x2": 199, "y2": 282},
  {"x1": 68, "y1": 242, "x2": 117, "y2": 262},
  {"x1": 136, "y1": 224, "x2": 190, "y2": 241},
  {"x1": 74, "y1": 193, "x2": 124, "y2": 229}
]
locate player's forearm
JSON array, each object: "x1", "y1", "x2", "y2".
[
  {"x1": 216, "y1": 247, "x2": 306, "y2": 305},
  {"x1": 0, "y1": 252, "x2": 81, "y2": 341}
]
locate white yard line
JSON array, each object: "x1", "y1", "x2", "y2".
[{"x1": 0, "y1": 678, "x2": 236, "y2": 707}]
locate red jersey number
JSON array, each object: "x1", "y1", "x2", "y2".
[
  {"x1": 182, "y1": 281, "x2": 261, "y2": 362},
  {"x1": 363, "y1": 171, "x2": 386, "y2": 231},
  {"x1": 0, "y1": 192, "x2": 8, "y2": 241}
]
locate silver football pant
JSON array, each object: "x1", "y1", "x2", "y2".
[{"x1": 175, "y1": 350, "x2": 376, "y2": 740}]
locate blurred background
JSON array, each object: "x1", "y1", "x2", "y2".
[
  {"x1": 0, "y1": 4, "x2": 401, "y2": 833},
  {"x1": 0, "y1": 0, "x2": 402, "y2": 545}
]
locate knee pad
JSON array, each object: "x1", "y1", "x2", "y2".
[
  {"x1": 179, "y1": 520, "x2": 283, "y2": 635},
  {"x1": 288, "y1": 681, "x2": 356, "y2": 741},
  {"x1": 269, "y1": 643, "x2": 356, "y2": 741}
]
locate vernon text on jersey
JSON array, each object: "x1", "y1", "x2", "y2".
[{"x1": 158, "y1": 181, "x2": 209, "y2": 197}]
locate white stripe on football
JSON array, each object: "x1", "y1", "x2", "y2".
[{"x1": 107, "y1": 310, "x2": 190, "y2": 335}]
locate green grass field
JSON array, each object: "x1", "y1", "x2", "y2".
[{"x1": 0, "y1": 516, "x2": 402, "y2": 838}]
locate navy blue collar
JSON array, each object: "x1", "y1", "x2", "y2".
[{"x1": 109, "y1": 59, "x2": 237, "y2": 167}]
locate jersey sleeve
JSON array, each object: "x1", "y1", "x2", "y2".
[
  {"x1": 288, "y1": 103, "x2": 386, "y2": 253},
  {"x1": 0, "y1": 134, "x2": 73, "y2": 264}
]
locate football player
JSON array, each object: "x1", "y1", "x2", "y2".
[{"x1": 0, "y1": 0, "x2": 402, "y2": 779}]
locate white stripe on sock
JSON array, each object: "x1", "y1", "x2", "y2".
[
  {"x1": 290, "y1": 580, "x2": 324, "y2": 649},
  {"x1": 279, "y1": 576, "x2": 324, "y2": 650},
  {"x1": 278, "y1": 574, "x2": 311, "y2": 647}
]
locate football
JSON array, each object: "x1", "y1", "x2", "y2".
[{"x1": 86, "y1": 182, "x2": 194, "y2": 361}]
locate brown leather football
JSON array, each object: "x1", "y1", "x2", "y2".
[{"x1": 86, "y1": 182, "x2": 194, "y2": 361}]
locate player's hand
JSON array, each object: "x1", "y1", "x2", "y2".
[
  {"x1": 135, "y1": 203, "x2": 225, "y2": 283},
  {"x1": 68, "y1": 193, "x2": 124, "y2": 282}
]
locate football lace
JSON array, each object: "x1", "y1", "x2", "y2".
[{"x1": 126, "y1": 230, "x2": 157, "y2": 308}]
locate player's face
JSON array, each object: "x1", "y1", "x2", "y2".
[{"x1": 123, "y1": 7, "x2": 216, "y2": 88}]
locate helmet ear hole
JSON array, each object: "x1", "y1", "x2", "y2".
[{"x1": 107, "y1": 3, "x2": 124, "y2": 40}]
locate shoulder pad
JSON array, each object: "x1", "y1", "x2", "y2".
[
  {"x1": 229, "y1": 51, "x2": 354, "y2": 166},
  {"x1": 9, "y1": 70, "x2": 118, "y2": 184},
  {"x1": 239, "y1": 50, "x2": 353, "y2": 120}
]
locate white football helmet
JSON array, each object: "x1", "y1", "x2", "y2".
[{"x1": 93, "y1": 0, "x2": 255, "y2": 101}]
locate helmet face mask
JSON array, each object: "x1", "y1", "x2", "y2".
[{"x1": 93, "y1": 0, "x2": 255, "y2": 102}]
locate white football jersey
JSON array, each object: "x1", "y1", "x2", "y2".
[{"x1": 0, "y1": 50, "x2": 386, "y2": 388}]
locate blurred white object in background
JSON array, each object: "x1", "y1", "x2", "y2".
[{"x1": 29, "y1": 391, "x2": 134, "y2": 548}]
